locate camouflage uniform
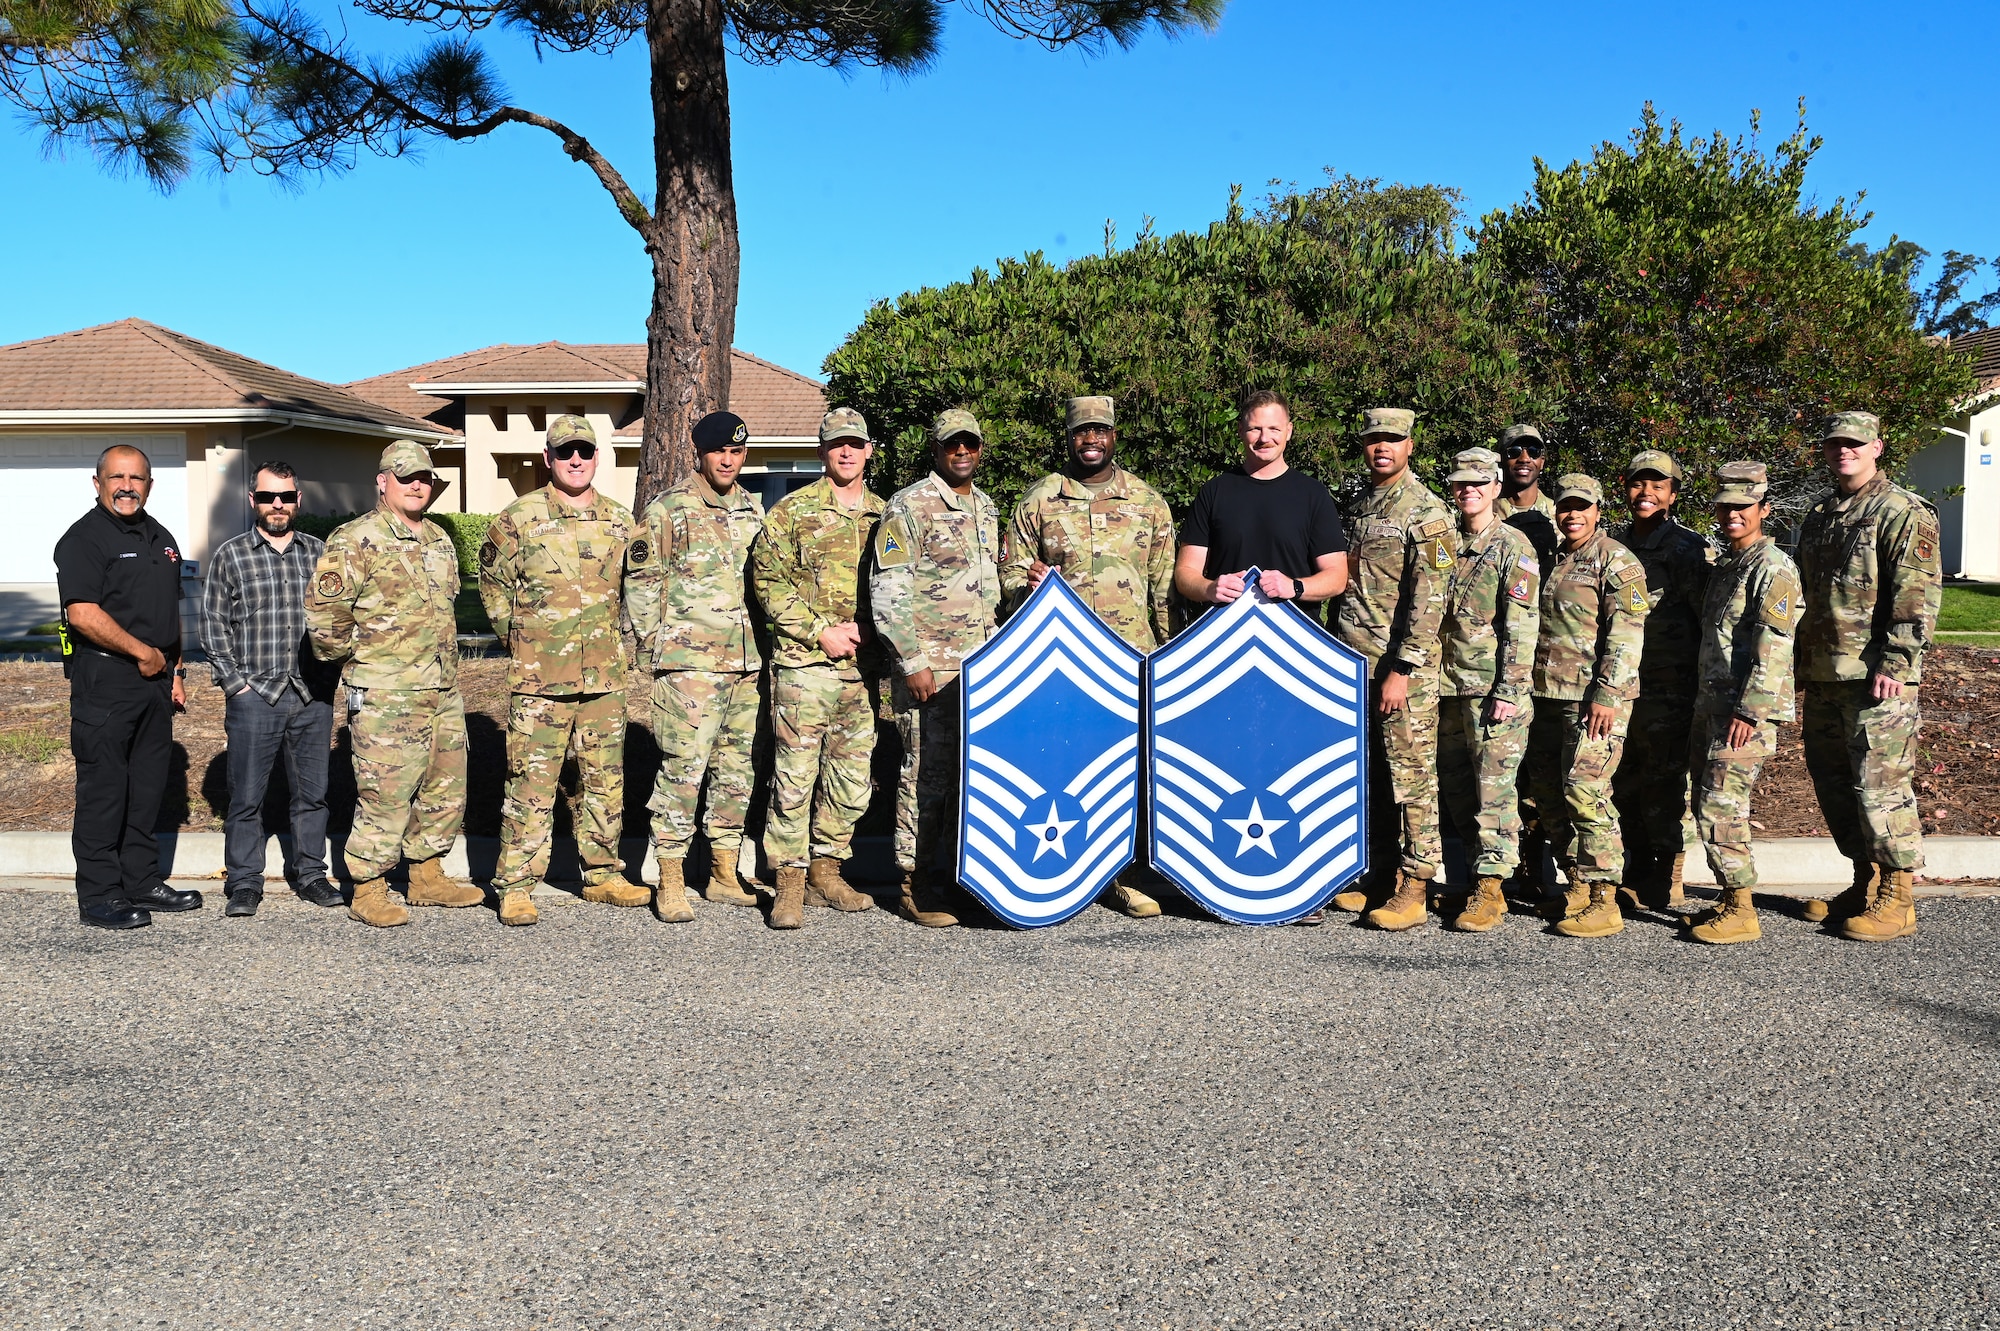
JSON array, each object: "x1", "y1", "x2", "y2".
[
  {"x1": 627, "y1": 471, "x2": 764, "y2": 861},
  {"x1": 869, "y1": 463, "x2": 1001, "y2": 876},
  {"x1": 750, "y1": 474, "x2": 886, "y2": 870},
  {"x1": 1001, "y1": 464, "x2": 1174, "y2": 652},
  {"x1": 306, "y1": 500, "x2": 465, "y2": 882},
  {"x1": 1526, "y1": 484, "x2": 1648, "y2": 886},
  {"x1": 1609, "y1": 486, "x2": 1713, "y2": 879},
  {"x1": 1333, "y1": 435, "x2": 1454, "y2": 882},
  {"x1": 1691, "y1": 518, "x2": 1802, "y2": 892},
  {"x1": 479, "y1": 462, "x2": 634, "y2": 895},
  {"x1": 1498, "y1": 489, "x2": 1560, "y2": 569},
  {"x1": 1796, "y1": 417, "x2": 1943, "y2": 876},
  {"x1": 1436, "y1": 477, "x2": 1542, "y2": 880}
]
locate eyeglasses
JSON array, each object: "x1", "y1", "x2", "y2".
[
  {"x1": 389, "y1": 471, "x2": 437, "y2": 488},
  {"x1": 252, "y1": 489, "x2": 299, "y2": 505},
  {"x1": 550, "y1": 442, "x2": 596, "y2": 461},
  {"x1": 1503, "y1": 443, "x2": 1545, "y2": 459},
  {"x1": 941, "y1": 437, "x2": 983, "y2": 453}
]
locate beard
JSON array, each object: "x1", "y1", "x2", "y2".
[{"x1": 256, "y1": 511, "x2": 294, "y2": 536}]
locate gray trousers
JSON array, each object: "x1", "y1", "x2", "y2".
[{"x1": 223, "y1": 687, "x2": 334, "y2": 895}]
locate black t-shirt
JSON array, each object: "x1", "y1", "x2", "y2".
[
  {"x1": 1181, "y1": 466, "x2": 1349, "y2": 593},
  {"x1": 55, "y1": 503, "x2": 185, "y2": 657}
]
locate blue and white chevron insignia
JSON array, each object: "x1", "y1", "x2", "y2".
[
  {"x1": 957, "y1": 569, "x2": 1143, "y2": 928},
  {"x1": 1146, "y1": 567, "x2": 1369, "y2": 925}
]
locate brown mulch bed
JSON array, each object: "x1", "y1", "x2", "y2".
[
  {"x1": 3, "y1": 647, "x2": 1996, "y2": 841},
  {"x1": 0, "y1": 659, "x2": 898, "y2": 845}
]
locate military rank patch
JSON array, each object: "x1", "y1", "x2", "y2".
[
  {"x1": 315, "y1": 570, "x2": 344, "y2": 599},
  {"x1": 627, "y1": 538, "x2": 650, "y2": 566},
  {"x1": 478, "y1": 540, "x2": 498, "y2": 568}
]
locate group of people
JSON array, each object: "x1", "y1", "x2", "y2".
[{"x1": 53, "y1": 390, "x2": 1940, "y2": 944}]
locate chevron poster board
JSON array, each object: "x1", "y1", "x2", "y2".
[
  {"x1": 1146, "y1": 568, "x2": 1369, "y2": 924},
  {"x1": 957, "y1": 569, "x2": 1144, "y2": 928}
]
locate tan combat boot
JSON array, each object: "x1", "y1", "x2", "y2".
[
  {"x1": 705, "y1": 844, "x2": 760, "y2": 907},
  {"x1": 1803, "y1": 861, "x2": 1879, "y2": 924},
  {"x1": 1366, "y1": 871, "x2": 1430, "y2": 931},
  {"x1": 406, "y1": 857, "x2": 483, "y2": 908},
  {"x1": 1449, "y1": 875, "x2": 1509, "y2": 933},
  {"x1": 1841, "y1": 867, "x2": 1916, "y2": 941},
  {"x1": 1555, "y1": 883, "x2": 1625, "y2": 938},
  {"x1": 653, "y1": 857, "x2": 694, "y2": 924},
  {"x1": 581, "y1": 871, "x2": 651, "y2": 908},
  {"x1": 805, "y1": 857, "x2": 875, "y2": 912},
  {"x1": 768, "y1": 865, "x2": 806, "y2": 930},
  {"x1": 895, "y1": 869, "x2": 959, "y2": 928},
  {"x1": 1545, "y1": 878, "x2": 1590, "y2": 922},
  {"x1": 347, "y1": 876, "x2": 409, "y2": 928},
  {"x1": 497, "y1": 889, "x2": 539, "y2": 927},
  {"x1": 1108, "y1": 881, "x2": 1162, "y2": 919},
  {"x1": 1690, "y1": 886, "x2": 1759, "y2": 944},
  {"x1": 1332, "y1": 867, "x2": 1389, "y2": 914}
]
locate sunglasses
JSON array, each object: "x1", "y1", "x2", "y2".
[
  {"x1": 252, "y1": 489, "x2": 299, "y2": 505},
  {"x1": 389, "y1": 471, "x2": 437, "y2": 487},
  {"x1": 1503, "y1": 443, "x2": 1545, "y2": 458},
  {"x1": 941, "y1": 437, "x2": 984, "y2": 453},
  {"x1": 550, "y1": 442, "x2": 597, "y2": 461}
]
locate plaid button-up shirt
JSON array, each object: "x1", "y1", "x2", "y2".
[{"x1": 202, "y1": 527, "x2": 333, "y2": 703}]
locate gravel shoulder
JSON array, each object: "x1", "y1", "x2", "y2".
[{"x1": 2, "y1": 887, "x2": 1996, "y2": 1328}]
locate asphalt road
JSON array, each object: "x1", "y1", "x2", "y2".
[{"x1": 2, "y1": 882, "x2": 1996, "y2": 1329}]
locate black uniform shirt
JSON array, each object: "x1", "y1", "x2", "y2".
[{"x1": 55, "y1": 503, "x2": 185, "y2": 655}]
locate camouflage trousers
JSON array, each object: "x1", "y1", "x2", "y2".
[
  {"x1": 1365, "y1": 664, "x2": 1442, "y2": 881},
  {"x1": 891, "y1": 673, "x2": 961, "y2": 876},
  {"x1": 1802, "y1": 680, "x2": 1923, "y2": 871},
  {"x1": 344, "y1": 687, "x2": 467, "y2": 882},
  {"x1": 1613, "y1": 691, "x2": 1696, "y2": 869},
  {"x1": 765, "y1": 667, "x2": 880, "y2": 869},
  {"x1": 1690, "y1": 712, "x2": 1775, "y2": 890},
  {"x1": 648, "y1": 669, "x2": 759, "y2": 861},
  {"x1": 1524, "y1": 696, "x2": 1632, "y2": 885},
  {"x1": 1437, "y1": 693, "x2": 1534, "y2": 878},
  {"x1": 492, "y1": 691, "x2": 626, "y2": 894}
]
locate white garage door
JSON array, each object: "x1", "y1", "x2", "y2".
[{"x1": 0, "y1": 434, "x2": 188, "y2": 583}]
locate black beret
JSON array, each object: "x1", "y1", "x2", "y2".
[{"x1": 693, "y1": 411, "x2": 749, "y2": 453}]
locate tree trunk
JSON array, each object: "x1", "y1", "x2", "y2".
[{"x1": 638, "y1": 0, "x2": 739, "y2": 514}]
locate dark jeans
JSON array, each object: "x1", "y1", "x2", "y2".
[
  {"x1": 70, "y1": 669, "x2": 173, "y2": 912},
  {"x1": 224, "y1": 687, "x2": 334, "y2": 895}
]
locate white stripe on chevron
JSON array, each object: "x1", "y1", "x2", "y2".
[
  {"x1": 1067, "y1": 733, "x2": 1139, "y2": 798},
  {"x1": 968, "y1": 746, "x2": 1047, "y2": 800},
  {"x1": 1078, "y1": 755, "x2": 1134, "y2": 816},
  {"x1": 1153, "y1": 737, "x2": 1244, "y2": 794},
  {"x1": 963, "y1": 830, "x2": 1127, "y2": 921},
  {"x1": 1156, "y1": 839, "x2": 1357, "y2": 918},
  {"x1": 967, "y1": 796, "x2": 1018, "y2": 849},
  {"x1": 1156, "y1": 760, "x2": 1224, "y2": 813},
  {"x1": 967, "y1": 769, "x2": 1029, "y2": 819},
  {"x1": 1085, "y1": 782, "x2": 1136, "y2": 839},
  {"x1": 969, "y1": 601, "x2": 1137, "y2": 710},
  {"x1": 1296, "y1": 783, "x2": 1359, "y2": 840},
  {"x1": 969, "y1": 643, "x2": 1138, "y2": 732},
  {"x1": 1152, "y1": 782, "x2": 1214, "y2": 841},
  {"x1": 1156, "y1": 809, "x2": 1359, "y2": 894},
  {"x1": 965, "y1": 814, "x2": 1133, "y2": 897},
  {"x1": 1269, "y1": 737, "x2": 1359, "y2": 796},
  {"x1": 1155, "y1": 647, "x2": 1357, "y2": 726},
  {"x1": 1155, "y1": 616, "x2": 1355, "y2": 709}
]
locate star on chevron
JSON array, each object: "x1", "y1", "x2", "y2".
[
  {"x1": 1026, "y1": 801, "x2": 1080, "y2": 862},
  {"x1": 1223, "y1": 798, "x2": 1288, "y2": 858}
]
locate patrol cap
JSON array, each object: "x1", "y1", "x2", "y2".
[
  {"x1": 1551, "y1": 473, "x2": 1605, "y2": 507},
  {"x1": 1713, "y1": 460, "x2": 1770, "y2": 506},
  {"x1": 1446, "y1": 447, "x2": 1503, "y2": 486},
  {"x1": 379, "y1": 439, "x2": 435, "y2": 478},
  {"x1": 545, "y1": 414, "x2": 596, "y2": 449},
  {"x1": 931, "y1": 408, "x2": 984, "y2": 444},
  {"x1": 1626, "y1": 449, "x2": 1683, "y2": 481},
  {"x1": 1361, "y1": 407, "x2": 1415, "y2": 440},
  {"x1": 818, "y1": 408, "x2": 871, "y2": 445},
  {"x1": 693, "y1": 410, "x2": 749, "y2": 453},
  {"x1": 1818, "y1": 410, "x2": 1881, "y2": 445},
  {"x1": 1499, "y1": 423, "x2": 1545, "y2": 449},
  {"x1": 1067, "y1": 396, "x2": 1115, "y2": 432}
]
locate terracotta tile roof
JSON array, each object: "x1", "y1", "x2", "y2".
[
  {"x1": 346, "y1": 342, "x2": 825, "y2": 440},
  {"x1": 0, "y1": 318, "x2": 444, "y2": 436}
]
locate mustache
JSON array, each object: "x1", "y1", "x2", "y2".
[{"x1": 112, "y1": 489, "x2": 143, "y2": 501}]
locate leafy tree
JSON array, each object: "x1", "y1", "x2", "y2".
[
  {"x1": 0, "y1": 0, "x2": 1223, "y2": 506},
  {"x1": 1844, "y1": 239, "x2": 2000, "y2": 340},
  {"x1": 1473, "y1": 103, "x2": 1977, "y2": 521},
  {"x1": 826, "y1": 173, "x2": 1541, "y2": 515}
]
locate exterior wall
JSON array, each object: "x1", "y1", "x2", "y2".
[
  {"x1": 1906, "y1": 404, "x2": 2000, "y2": 581},
  {"x1": 459, "y1": 393, "x2": 630, "y2": 514},
  {"x1": 0, "y1": 429, "x2": 189, "y2": 583}
]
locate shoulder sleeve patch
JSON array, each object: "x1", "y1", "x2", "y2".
[
  {"x1": 478, "y1": 539, "x2": 498, "y2": 568},
  {"x1": 1506, "y1": 564, "x2": 1539, "y2": 605},
  {"x1": 875, "y1": 514, "x2": 912, "y2": 569},
  {"x1": 1608, "y1": 560, "x2": 1646, "y2": 589},
  {"x1": 1762, "y1": 573, "x2": 1803, "y2": 629},
  {"x1": 1621, "y1": 581, "x2": 1649, "y2": 615},
  {"x1": 626, "y1": 537, "x2": 651, "y2": 568},
  {"x1": 1908, "y1": 517, "x2": 1940, "y2": 568},
  {"x1": 1427, "y1": 535, "x2": 1454, "y2": 571},
  {"x1": 315, "y1": 569, "x2": 345, "y2": 599}
]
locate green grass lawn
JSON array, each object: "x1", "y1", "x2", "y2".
[
  {"x1": 1939, "y1": 584, "x2": 2000, "y2": 636},
  {"x1": 454, "y1": 588, "x2": 492, "y2": 636}
]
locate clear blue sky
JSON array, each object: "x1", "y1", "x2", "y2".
[{"x1": 3, "y1": 0, "x2": 1993, "y2": 386}]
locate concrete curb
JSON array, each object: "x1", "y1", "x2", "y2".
[{"x1": 0, "y1": 831, "x2": 1994, "y2": 893}]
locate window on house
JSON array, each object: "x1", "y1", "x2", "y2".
[
  {"x1": 528, "y1": 407, "x2": 547, "y2": 433},
  {"x1": 489, "y1": 404, "x2": 507, "y2": 431}
]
